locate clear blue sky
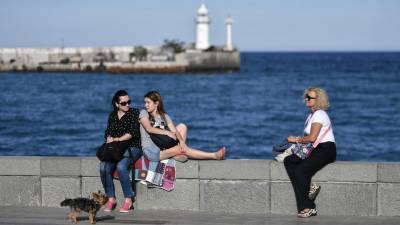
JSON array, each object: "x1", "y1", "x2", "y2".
[{"x1": 1, "y1": 0, "x2": 399, "y2": 51}]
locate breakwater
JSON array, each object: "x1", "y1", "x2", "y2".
[
  {"x1": 0, "y1": 47, "x2": 240, "y2": 73},
  {"x1": 0, "y1": 156, "x2": 399, "y2": 216}
]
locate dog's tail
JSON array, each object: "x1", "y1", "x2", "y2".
[{"x1": 60, "y1": 198, "x2": 73, "y2": 207}]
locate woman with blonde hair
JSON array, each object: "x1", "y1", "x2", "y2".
[
  {"x1": 139, "y1": 91, "x2": 225, "y2": 162},
  {"x1": 284, "y1": 87, "x2": 336, "y2": 218}
]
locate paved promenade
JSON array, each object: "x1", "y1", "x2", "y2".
[{"x1": 0, "y1": 206, "x2": 399, "y2": 225}]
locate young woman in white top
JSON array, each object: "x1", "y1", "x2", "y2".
[
  {"x1": 284, "y1": 87, "x2": 336, "y2": 218},
  {"x1": 139, "y1": 91, "x2": 225, "y2": 162}
]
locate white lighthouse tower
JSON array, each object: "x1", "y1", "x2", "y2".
[
  {"x1": 225, "y1": 16, "x2": 234, "y2": 51},
  {"x1": 195, "y1": 3, "x2": 210, "y2": 50}
]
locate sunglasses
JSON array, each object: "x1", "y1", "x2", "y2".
[
  {"x1": 305, "y1": 94, "x2": 317, "y2": 101},
  {"x1": 119, "y1": 100, "x2": 131, "y2": 106}
]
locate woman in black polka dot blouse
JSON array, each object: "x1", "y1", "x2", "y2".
[{"x1": 100, "y1": 90, "x2": 142, "y2": 213}]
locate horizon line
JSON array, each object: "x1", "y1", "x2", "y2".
[
  {"x1": 1, "y1": 45, "x2": 399, "y2": 53},
  {"x1": 241, "y1": 50, "x2": 400, "y2": 53}
]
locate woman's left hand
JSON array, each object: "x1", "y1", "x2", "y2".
[{"x1": 166, "y1": 131, "x2": 177, "y2": 140}]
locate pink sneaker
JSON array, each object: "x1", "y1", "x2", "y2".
[
  {"x1": 119, "y1": 201, "x2": 133, "y2": 213},
  {"x1": 104, "y1": 201, "x2": 117, "y2": 212}
]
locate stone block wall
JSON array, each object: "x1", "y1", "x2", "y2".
[
  {"x1": 185, "y1": 51, "x2": 240, "y2": 71},
  {"x1": 0, "y1": 157, "x2": 398, "y2": 216}
]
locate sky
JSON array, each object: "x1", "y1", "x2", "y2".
[{"x1": 0, "y1": 0, "x2": 399, "y2": 51}]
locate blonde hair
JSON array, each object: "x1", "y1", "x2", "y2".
[{"x1": 303, "y1": 87, "x2": 330, "y2": 111}]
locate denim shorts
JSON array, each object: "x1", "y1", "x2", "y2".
[{"x1": 143, "y1": 142, "x2": 160, "y2": 161}]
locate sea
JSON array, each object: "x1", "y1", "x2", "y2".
[{"x1": 0, "y1": 52, "x2": 399, "y2": 162}]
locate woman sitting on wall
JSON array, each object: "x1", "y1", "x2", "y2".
[
  {"x1": 284, "y1": 87, "x2": 336, "y2": 218},
  {"x1": 99, "y1": 90, "x2": 142, "y2": 213},
  {"x1": 139, "y1": 90, "x2": 225, "y2": 162}
]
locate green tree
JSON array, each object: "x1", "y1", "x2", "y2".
[
  {"x1": 134, "y1": 46, "x2": 148, "y2": 61},
  {"x1": 162, "y1": 39, "x2": 185, "y2": 53}
]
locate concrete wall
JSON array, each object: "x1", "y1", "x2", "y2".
[
  {"x1": 0, "y1": 157, "x2": 398, "y2": 216},
  {"x1": 0, "y1": 47, "x2": 240, "y2": 72},
  {"x1": 185, "y1": 51, "x2": 240, "y2": 71}
]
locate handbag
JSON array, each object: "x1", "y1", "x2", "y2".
[
  {"x1": 96, "y1": 140, "x2": 130, "y2": 162},
  {"x1": 292, "y1": 125, "x2": 331, "y2": 160},
  {"x1": 292, "y1": 143, "x2": 314, "y2": 160},
  {"x1": 150, "y1": 133, "x2": 179, "y2": 150}
]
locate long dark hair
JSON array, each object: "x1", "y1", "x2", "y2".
[
  {"x1": 112, "y1": 90, "x2": 129, "y2": 111},
  {"x1": 144, "y1": 91, "x2": 166, "y2": 117}
]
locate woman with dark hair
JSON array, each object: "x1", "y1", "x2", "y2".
[
  {"x1": 284, "y1": 87, "x2": 336, "y2": 218},
  {"x1": 99, "y1": 90, "x2": 142, "y2": 213},
  {"x1": 139, "y1": 91, "x2": 225, "y2": 162}
]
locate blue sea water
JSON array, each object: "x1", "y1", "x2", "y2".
[{"x1": 0, "y1": 52, "x2": 399, "y2": 161}]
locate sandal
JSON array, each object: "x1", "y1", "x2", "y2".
[
  {"x1": 309, "y1": 183, "x2": 321, "y2": 201},
  {"x1": 174, "y1": 154, "x2": 188, "y2": 163},
  {"x1": 297, "y1": 208, "x2": 317, "y2": 218}
]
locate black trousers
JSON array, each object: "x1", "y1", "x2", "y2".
[{"x1": 284, "y1": 142, "x2": 336, "y2": 212}]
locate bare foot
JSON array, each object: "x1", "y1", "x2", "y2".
[{"x1": 215, "y1": 147, "x2": 226, "y2": 160}]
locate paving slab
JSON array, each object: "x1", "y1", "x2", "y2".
[{"x1": 0, "y1": 206, "x2": 400, "y2": 225}]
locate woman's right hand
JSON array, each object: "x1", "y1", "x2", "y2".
[{"x1": 287, "y1": 136, "x2": 300, "y2": 143}]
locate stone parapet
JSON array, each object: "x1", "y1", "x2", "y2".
[{"x1": 0, "y1": 156, "x2": 398, "y2": 216}]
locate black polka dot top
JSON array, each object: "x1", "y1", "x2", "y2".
[{"x1": 104, "y1": 107, "x2": 141, "y2": 149}]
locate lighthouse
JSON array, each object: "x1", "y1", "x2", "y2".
[
  {"x1": 225, "y1": 16, "x2": 234, "y2": 51},
  {"x1": 195, "y1": 3, "x2": 210, "y2": 50}
]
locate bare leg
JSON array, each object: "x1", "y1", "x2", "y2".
[
  {"x1": 161, "y1": 123, "x2": 225, "y2": 160},
  {"x1": 175, "y1": 123, "x2": 187, "y2": 142},
  {"x1": 175, "y1": 124, "x2": 189, "y2": 154},
  {"x1": 160, "y1": 145, "x2": 183, "y2": 160},
  {"x1": 185, "y1": 147, "x2": 219, "y2": 159},
  {"x1": 160, "y1": 145, "x2": 225, "y2": 160}
]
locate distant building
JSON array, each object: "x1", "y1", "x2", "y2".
[
  {"x1": 195, "y1": 3, "x2": 210, "y2": 50},
  {"x1": 0, "y1": 3, "x2": 240, "y2": 73},
  {"x1": 225, "y1": 16, "x2": 234, "y2": 51}
]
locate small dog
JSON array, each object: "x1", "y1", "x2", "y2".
[{"x1": 60, "y1": 191, "x2": 108, "y2": 224}]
